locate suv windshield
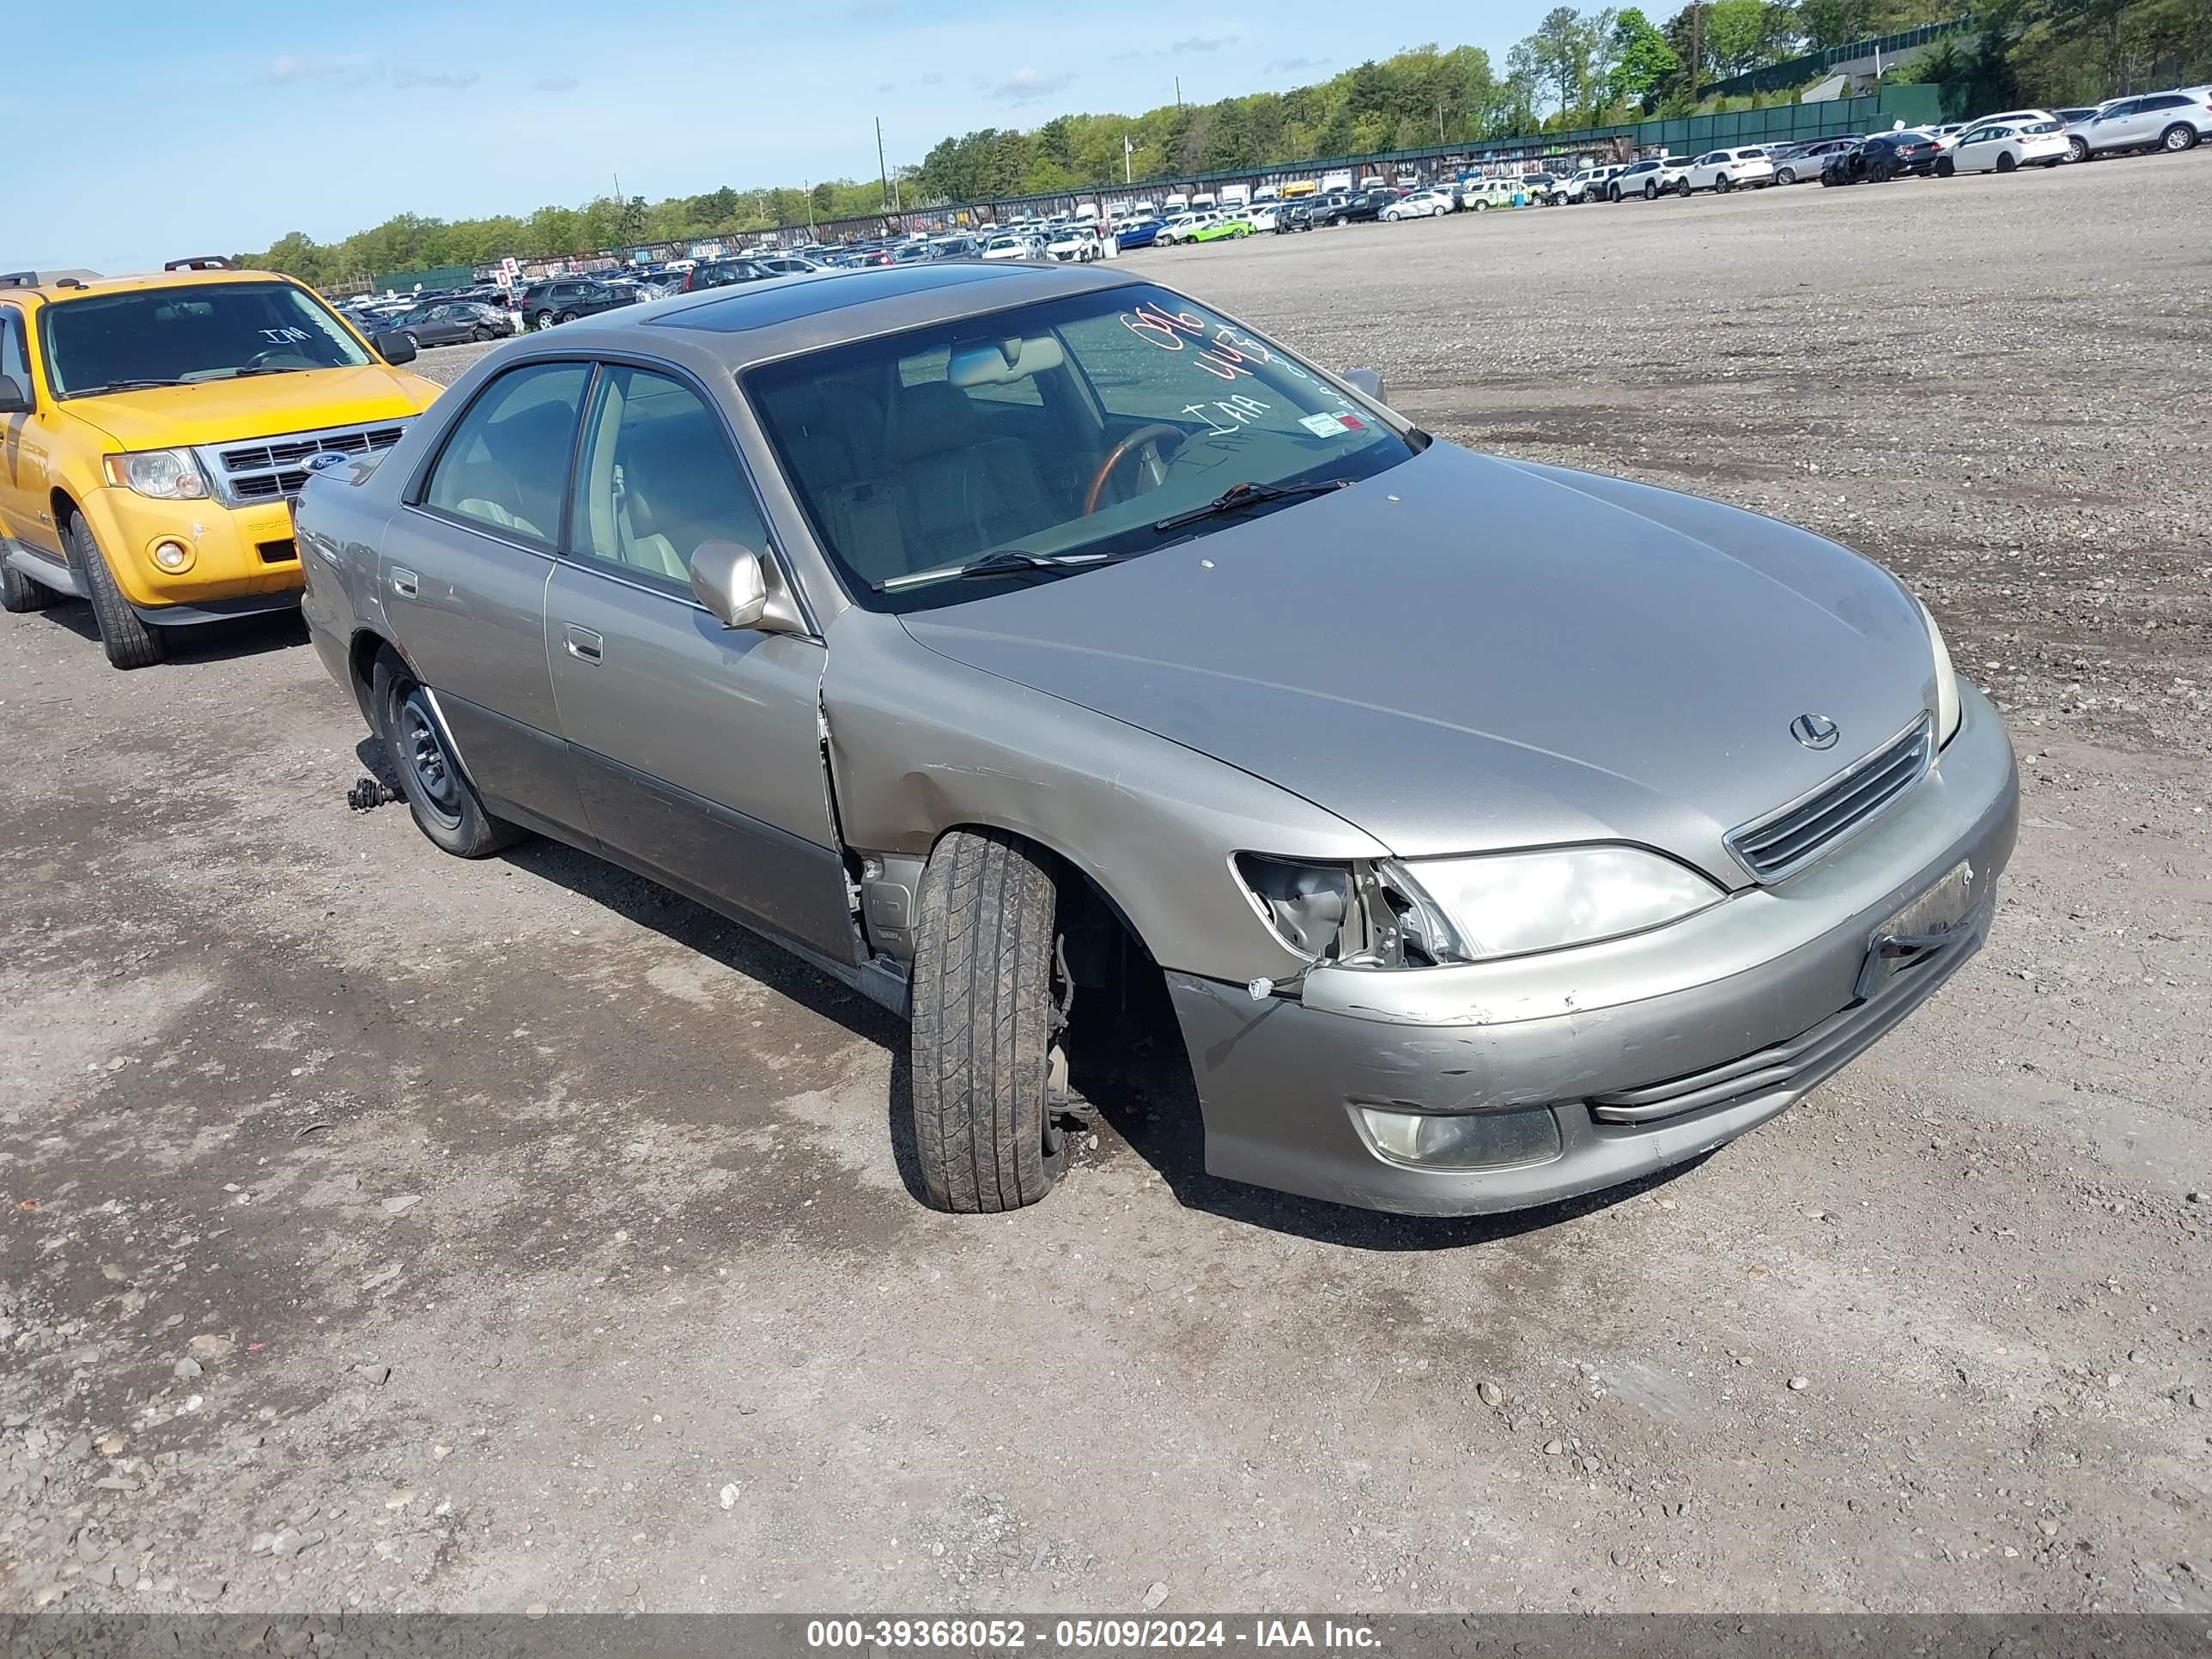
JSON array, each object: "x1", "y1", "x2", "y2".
[
  {"x1": 748, "y1": 283, "x2": 1419, "y2": 611},
  {"x1": 40, "y1": 281, "x2": 372, "y2": 398}
]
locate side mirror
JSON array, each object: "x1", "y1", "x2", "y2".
[
  {"x1": 0, "y1": 374, "x2": 30, "y2": 415},
  {"x1": 690, "y1": 539, "x2": 802, "y2": 634},
  {"x1": 1343, "y1": 367, "x2": 1388, "y2": 405},
  {"x1": 373, "y1": 330, "x2": 417, "y2": 365}
]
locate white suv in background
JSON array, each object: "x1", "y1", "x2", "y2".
[
  {"x1": 1678, "y1": 146, "x2": 1777, "y2": 193},
  {"x1": 2077, "y1": 88, "x2": 2212, "y2": 155}
]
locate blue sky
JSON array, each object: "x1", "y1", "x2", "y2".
[{"x1": 10, "y1": 0, "x2": 1543, "y2": 272}]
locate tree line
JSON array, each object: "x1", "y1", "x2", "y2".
[{"x1": 249, "y1": 0, "x2": 2208, "y2": 285}]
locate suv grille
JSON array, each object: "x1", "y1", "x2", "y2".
[
  {"x1": 1725, "y1": 714, "x2": 1934, "y2": 883},
  {"x1": 199, "y1": 422, "x2": 410, "y2": 505}
]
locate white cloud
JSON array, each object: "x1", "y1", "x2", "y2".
[
  {"x1": 392, "y1": 66, "x2": 481, "y2": 90},
  {"x1": 265, "y1": 54, "x2": 343, "y2": 85},
  {"x1": 984, "y1": 65, "x2": 1075, "y2": 106}
]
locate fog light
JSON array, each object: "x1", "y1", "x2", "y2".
[
  {"x1": 151, "y1": 539, "x2": 193, "y2": 572},
  {"x1": 1356, "y1": 1104, "x2": 1562, "y2": 1170}
]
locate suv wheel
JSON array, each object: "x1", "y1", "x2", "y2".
[
  {"x1": 64, "y1": 514, "x2": 165, "y2": 670},
  {"x1": 532, "y1": 310, "x2": 555, "y2": 330},
  {"x1": 371, "y1": 648, "x2": 523, "y2": 859},
  {"x1": 2067, "y1": 135, "x2": 2089, "y2": 161},
  {"x1": 1677, "y1": 177, "x2": 1693, "y2": 196},
  {"x1": 0, "y1": 556, "x2": 61, "y2": 614},
  {"x1": 2162, "y1": 123, "x2": 2199, "y2": 152},
  {"x1": 1716, "y1": 173, "x2": 1733, "y2": 191},
  {"x1": 908, "y1": 828, "x2": 1069, "y2": 1213},
  {"x1": 1644, "y1": 180, "x2": 1659, "y2": 198},
  {"x1": 557, "y1": 309, "x2": 580, "y2": 325},
  {"x1": 1777, "y1": 167, "x2": 1796, "y2": 184}
]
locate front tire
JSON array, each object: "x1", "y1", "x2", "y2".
[
  {"x1": 557, "y1": 309, "x2": 580, "y2": 325},
  {"x1": 1677, "y1": 177, "x2": 1692, "y2": 197},
  {"x1": 2068, "y1": 135, "x2": 2088, "y2": 161},
  {"x1": 1937, "y1": 155, "x2": 1957, "y2": 176},
  {"x1": 1717, "y1": 173, "x2": 1733, "y2": 192},
  {"x1": 1777, "y1": 167, "x2": 1796, "y2": 185},
  {"x1": 65, "y1": 514, "x2": 165, "y2": 670},
  {"x1": 909, "y1": 829, "x2": 1067, "y2": 1213},
  {"x1": 370, "y1": 649, "x2": 522, "y2": 859}
]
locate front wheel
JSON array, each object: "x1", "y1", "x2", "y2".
[
  {"x1": 371, "y1": 649, "x2": 523, "y2": 859},
  {"x1": 1777, "y1": 167, "x2": 1796, "y2": 185},
  {"x1": 65, "y1": 514, "x2": 165, "y2": 670},
  {"x1": 1936, "y1": 155, "x2": 1957, "y2": 177},
  {"x1": 471, "y1": 325, "x2": 495, "y2": 342},
  {"x1": 557, "y1": 309, "x2": 580, "y2": 325},
  {"x1": 1717, "y1": 174, "x2": 1733, "y2": 192},
  {"x1": 1644, "y1": 181, "x2": 1658, "y2": 198},
  {"x1": 1677, "y1": 178, "x2": 1693, "y2": 197},
  {"x1": 1609, "y1": 185, "x2": 1623, "y2": 202},
  {"x1": 2162, "y1": 123, "x2": 2199, "y2": 152},
  {"x1": 2067, "y1": 135, "x2": 2088, "y2": 161},
  {"x1": 908, "y1": 829, "x2": 1067, "y2": 1213}
]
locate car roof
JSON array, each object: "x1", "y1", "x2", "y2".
[
  {"x1": 546, "y1": 261, "x2": 1143, "y2": 369},
  {"x1": 2, "y1": 265, "x2": 304, "y2": 306}
]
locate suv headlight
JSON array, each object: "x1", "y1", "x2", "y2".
[
  {"x1": 104, "y1": 448, "x2": 210, "y2": 501},
  {"x1": 1917, "y1": 599, "x2": 1962, "y2": 745}
]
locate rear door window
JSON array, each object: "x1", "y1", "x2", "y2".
[{"x1": 422, "y1": 361, "x2": 590, "y2": 546}]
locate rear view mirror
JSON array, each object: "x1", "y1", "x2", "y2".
[
  {"x1": 0, "y1": 374, "x2": 29, "y2": 415},
  {"x1": 373, "y1": 330, "x2": 418, "y2": 365},
  {"x1": 1343, "y1": 367, "x2": 1388, "y2": 405}
]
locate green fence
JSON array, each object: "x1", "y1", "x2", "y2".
[
  {"x1": 1631, "y1": 85, "x2": 1945, "y2": 151},
  {"x1": 368, "y1": 264, "x2": 476, "y2": 296}
]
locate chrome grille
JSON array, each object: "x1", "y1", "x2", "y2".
[
  {"x1": 198, "y1": 421, "x2": 409, "y2": 506},
  {"x1": 1725, "y1": 714, "x2": 1934, "y2": 884}
]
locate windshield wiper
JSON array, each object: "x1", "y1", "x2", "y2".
[
  {"x1": 874, "y1": 548, "x2": 1122, "y2": 592},
  {"x1": 65, "y1": 377, "x2": 189, "y2": 396},
  {"x1": 1151, "y1": 477, "x2": 1351, "y2": 532}
]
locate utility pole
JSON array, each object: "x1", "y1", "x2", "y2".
[
  {"x1": 1176, "y1": 76, "x2": 1182, "y2": 108},
  {"x1": 1691, "y1": 3, "x2": 1704, "y2": 103},
  {"x1": 876, "y1": 116, "x2": 892, "y2": 214},
  {"x1": 1124, "y1": 133, "x2": 1134, "y2": 184}
]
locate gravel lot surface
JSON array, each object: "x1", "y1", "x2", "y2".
[{"x1": 3, "y1": 154, "x2": 2208, "y2": 1619}]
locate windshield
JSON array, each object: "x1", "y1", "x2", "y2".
[
  {"x1": 40, "y1": 280, "x2": 372, "y2": 398},
  {"x1": 747, "y1": 283, "x2": 1419, "y2": 612}
]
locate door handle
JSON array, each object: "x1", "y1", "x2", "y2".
[
  {"x1": 563, "y1": 623, "x2": 604, "y2": 664},
  {"x1": 390, "y1": 567, "x2": 418, "y2": 598}
]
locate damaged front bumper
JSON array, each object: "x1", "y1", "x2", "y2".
[{"x1": 1166, "y1": 684, "x2": 2020, "y2": 1217}]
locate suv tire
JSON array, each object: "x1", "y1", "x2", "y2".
[
  {"x1": 65, "y1": 514, "x2": 166, "y2": 669},
  {"x1": 371, "y1": 648, "x2": 523, "y2": 859},
  {"x1": 2162, "y1": 123, "x2": 2198, "y2": 152},
  {"x1": 908, "y1": 828, "x2": 1067, "y2": 1213},
  {"x1": 0, "y1": 556, "x2": 61, "y2": 614}
]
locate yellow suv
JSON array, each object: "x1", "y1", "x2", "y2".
[{"x1": 0, "y1": 259, "x2": 443, "y2": 667}]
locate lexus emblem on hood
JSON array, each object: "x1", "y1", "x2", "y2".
[{"x1": 1790, "y1": 713, "x2": 1840, "y2": 750}]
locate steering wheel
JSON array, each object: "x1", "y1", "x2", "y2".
[{"x1": 1082, "y1": 423, "x2": 1186, "y2": 516}]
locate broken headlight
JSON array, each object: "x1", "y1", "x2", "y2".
[
  {"x1": 1379, "y1": 848, "x2": 1723, "y2": 963},
  {"x1": 1235, "y1": 846, "x2": 1722, "y2": 969},
  {"x1": 1233, "y1": 854, "x2": 1351, "y2": 960}
]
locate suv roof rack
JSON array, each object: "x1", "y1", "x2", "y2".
[
  {"x1": 0, "y1": 271, "x2": 38, "y2": 289},
  {"x1": 162, "y1": 256, "x2": 235, "y2": 271}
]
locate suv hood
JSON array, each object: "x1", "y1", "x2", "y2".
[
  {"x1": 60, "y1": 364, "x2": 438, "y2": 451},
  {"x1": 899, "y1": 443, "x2": 1937, "y2": 882}
]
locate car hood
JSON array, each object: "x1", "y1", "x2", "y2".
[
  {"x1": 898, "y1": 442, "x2": 1937, "y2": 882},
  {"x1": 59, "y1": 364, "x2": 441, "y2": 451}
]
